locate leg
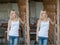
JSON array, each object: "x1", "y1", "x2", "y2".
[
  {"x1": 43, "y1": 37, "x2": 48, "y2": 45},
  {"x1": 41, "y1": 38, "x2": 44, "y2": 45},
  {"x1": 13, "y1": 36, "x2": 19, "y2": 45},
  {"x1": 9, "y1": 36, "x2": 14, "y2": 45},
  {"x1": 38, "y1": 37, "x2": 43, "y2": 45}
]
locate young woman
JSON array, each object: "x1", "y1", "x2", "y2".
[
  {"x1": 7, "y1": 10, "x2": 24, "y2": 45},
  {"x1": 36, "y1": 10, "x2": 55, "y2": 45}
]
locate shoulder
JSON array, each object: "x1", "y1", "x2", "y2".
[
  {"x1": 8, "y1": 20, "x2": 12, "y2": 24},
  {"x1": 8, "y1": 20, "x2": 11, "y2": 23},
  {"x1": 48, "y1": 18, "x2": 52, "y2": 23},
  {"x1": 48, "y1": 17, "x2": 50, "y2": 21},
  {"x1": 18, "y1": 18, "x2": 20, "y2": 21}
]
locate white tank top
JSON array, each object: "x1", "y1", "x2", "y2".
[
  {"x1": 8, "y1": 20, "x2": 20, "y2": 36},
  {"x1": 38, "y1": 20, "x2": 50, "y2": 37}
]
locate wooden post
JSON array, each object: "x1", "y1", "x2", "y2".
[
  {"x1": 17, "y1": 0, "x2": 26, "y2": 38},
  {"x1": 57, "y1": 0, "x2": 60, "y2": 45},
  {"x1": 17, "y1": 0, "x2": 30, "y2": 45},
  {"x1": 26, "y1": 0, "x2": 30, "y2": 45}
]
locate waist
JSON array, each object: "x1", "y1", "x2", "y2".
[
  {"x1": 38, "y1": 30, "x2": 49, "y2": 37},
  {"x1": 9, "y1": 30, "x2": 19, "y2": 36},
  {"x1": 10, "y1": 27, "x2": 19, "y2": 30},
  {"x1": 40, "y1": 27, "x2": 49, "y2": 31}
]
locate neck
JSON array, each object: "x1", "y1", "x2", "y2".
[
  {"x1": 12, "y1": 18, "x2": 18, "y2": 21},
  {"x1": 43, "y1": 18, "x2": 48, "y2": 21}
]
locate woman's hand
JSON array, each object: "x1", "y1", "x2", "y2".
[
  {"x1": 6, "y1": 31, "x2": 9, "y2": 41},
  {"x1": 36, "y1": 20, "x2": 39, "y2": 42},
  {"x1": 22, "y1": 21, "x2": 25, "y2": 25},
  {"x1": 49, "y1": 18, "x2": 55, "y2": 25},
  {"x1": 36, "y1": 35, "x2": 38, "y2": 42},
  {"x1": 7, "y1": 35, "x2": 9, "y2": 41},
  {"x1": 19, "y1": 18, "x2": 25, "y2": 24}
]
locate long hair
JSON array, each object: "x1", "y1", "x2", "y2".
[
  {"x1": 37, "y1": 10, "x2": 48, "y2": 31},
  {"x1": 9, "y1": 10, "x2": 19, "y2": 21},
  {"x1": 39, "y1": 10, "x2": 48, "y2": 21}
]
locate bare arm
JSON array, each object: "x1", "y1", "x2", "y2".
[
  {"x1": 49, "y1": 18, "x2": 55, "y2": 25},
  {"x1": 19, "y1": 18, "x2": 25, "y2": 24},
  {"x1": 36, "y1": 20, "x2": 40, "y2": 42},
  {"x1": 7, "y1": 20, "x2": 11, "y2": 32},
  {"x1": 6, "y1": 20, "x2": 11, "y2": 41},
  {"x1": 36, "y1": 20, "x2": 40, "y2": 34}
]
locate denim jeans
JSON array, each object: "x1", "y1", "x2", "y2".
[
  {"x1": 38, "y1": 37, "x2": 48, "y2": 45},
  {"x1": 8, "y1": 36, "x2": 19, "y2": 45}
]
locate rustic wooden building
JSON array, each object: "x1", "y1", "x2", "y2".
[{"x1": 0, "y1": 0, "x2": 60, "y2": 45}]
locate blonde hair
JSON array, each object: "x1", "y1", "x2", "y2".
[
  {"x1": 37, "y1": 10, "x2": 48, "y2": 31},
  {"x1": 9, "y1": 10, "x2": 19, "y2": 20},
  {"x1": 39, "y1": 10, "x2": 48, "y2": 21}
]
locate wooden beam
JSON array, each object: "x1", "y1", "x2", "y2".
[
  {"x1": 0, "y1": 0, "x2": 17, "y2": 3},
  {"x1": 56, "y1": 0, "x2": 60, "y2": 45},
  {"x1": 26, "y1": 0, "x2": 30, "y2": 45},
  {"x1": 17, "y1": 0, "x2": 26, "y2": 38},
  {"x1": 17, "y1": 0, "x2": 30, "y2": 45},
  {"x1": 18, "y1": 0, "x2": 26, "y2": 21}
]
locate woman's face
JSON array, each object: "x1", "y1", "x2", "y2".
[
  {"x1": 12, "y1": 11, "x2": 17, "y2": 19},
  {"x1": 41, "y1": 11, "x2": 47, "y2": 19}
]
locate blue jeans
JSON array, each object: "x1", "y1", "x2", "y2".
[
  {"x1": 38, "y1": 37, "x2": 48, "y2": 45},
  {"x1": 8, "y1": 36, "x2": 19, "y2": 45}
]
